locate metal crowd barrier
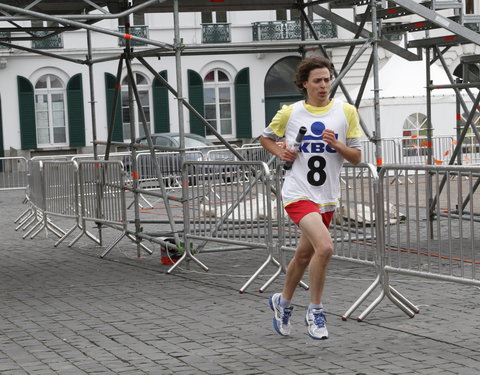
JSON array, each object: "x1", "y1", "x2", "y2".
[
  {"x1": 70, "y1": 160, "x2": 128, "y2": 257},
  {"x1": 361, "y1": 135, "x2": 478, "y2": 167},
  {"x1": 8, "y1": 142, "x2": 480, "y2": 323},
  {"x1": 380, "y1": 164, "x2": 480, "y2": 285},
  {"x1": 462, "y1": 135, "x2": 480, "y2": 165},
  {"x1": 206, "y1": 148, "x2": 237, "y2": 162},
  {"x1": 134, "y1": 150, "x2": 204, "y2": 207},
  {"x1": 361, "y1": 139, "x2": 400, "y2": 165},
  {"x1": 16, "y1": 159, "x2": 139, "y2": 258},
  {"x1": 16, "y1": 159, "x2": 45, "y2": 237},
  {"x1": 41, "y1": 161, "x2": 79, "y2": 243},
  {"x1": 399, "y1": 135, "x2": 457, "y2": 165},
  {"x1": 262, "y1": 163, "x2": 380, "y2": 293},
  {"x1": 0, "y1": 157, "x2": 28, "y2": 191},
  {"x1": 170, "y1": 160, "x2": 278, "y2": 292},
  {"x1": 40, "y1": 160, "x2": 101, "y2": 248},
  {"x1": 237, "y1": 146, "x2": 280, "y2": 172},
  {"x1": 17, "y1": 160, "x2": 68, "y2": 240},
  {"x1": 206, "y1": 145, "x2": 280, "y2": 178},
  {"x1": 343, "y1": 163, "x2": 480, "y2": 321}
]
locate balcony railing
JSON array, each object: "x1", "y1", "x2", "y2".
[
  {"x1": 31, "y1": 31, "x2": 63, "y2": 49},
  {"x1": 202, "y1": 23, "x2": 231, "y2": 43},
  {"x1": 118, "y1": 25, "x2": 149, "y2": 47},
  {"x1": 252, "y1": 20, "x2": 337, "y2": 41}
]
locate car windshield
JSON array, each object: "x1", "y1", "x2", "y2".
[{"x1": 173, "y1": 136, "x2": 211, "y2": 148}]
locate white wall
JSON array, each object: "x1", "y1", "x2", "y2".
[{"x1": 357, "y1": 95, "x2": 459, "y2": 139}]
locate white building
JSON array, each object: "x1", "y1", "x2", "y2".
[{"x1": 0, "y1": 1, "x2": 479, "y2": 159}]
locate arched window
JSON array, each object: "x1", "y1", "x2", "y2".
[
  {"x1": 402, "y1": 113, "x2": 428, "y2": 157},
  {"x1": 265, "y1": 56, "x2": 301, "y2": 96},
  {"x1": 34, "y1": 74, "x2": 68, "y2": 147},
  {"x1": 264, "y1": 56, "x2": 303, "y2": 125},
  {"x1": 203, "y1": 68, "x2": 233, "y2": 137},
  {"x1": 121, "y1": 72, "x2": 151, "y2": 140}
]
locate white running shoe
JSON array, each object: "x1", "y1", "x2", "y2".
[
  {"x1": 269, "y1": 293, "x2": 293, "y2": 336},
  {"x1": 305, "y1": 308, "x2": 328, "y2": 340}
]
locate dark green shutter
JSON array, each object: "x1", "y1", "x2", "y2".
[
  {"x1": 17, "y1": 76, "x2": 37, "y2": 150},
  {"x1": 0, "y1": 97, "x2": 4, "y2": 158},
  {"x1": 234, "y1": 68, "x2": 252, "y2": 139},
  {"x1": 67, "y1": 73, "x2": 86, "y2": 147},
  {"x1": 152, "y1": 70, "x2": 170, "y2": 133},
  {"x1": 104, "y1": 73, "x2": 123, "y2": 142},
  {"x1": 187, "y1": 69, "x2": 205, "y2": 136}
]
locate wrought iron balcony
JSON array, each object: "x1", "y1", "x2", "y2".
[
  {"x1": 118, "y1": 25, "x2": 149, "y2": 47},
  {"x1": 202, "y1": 23, "x2": 231, "y2": 43},
  {"x1": 31, "y1": 31, "x2": 63, "y2": 49},
  {"x1": 252, "y1": 20, "x2": 337, "y2": 41}
]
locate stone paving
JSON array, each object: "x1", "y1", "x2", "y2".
[{"x1": 0, "y1": 189, "x2": 479, "y2": 374}]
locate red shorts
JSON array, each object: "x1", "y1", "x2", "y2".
[{"x1": 284, "y1": 200, "x2": 334, "y2": 227}]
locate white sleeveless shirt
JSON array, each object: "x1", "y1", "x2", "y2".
[{"x1": 281, "y1": 99, "x2": 349, "y2": 210}]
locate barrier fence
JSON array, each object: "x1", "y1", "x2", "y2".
[
  {"x1": 72, "y1": 161, "x2": 131, "y2": 257},
  {"x1": 176, "y1": 160, "x2": 278, "y2": 292},
  {"x1": 16, "y1": 160, "x2": 135, "y2": 257},
  {"x1": 6, "y1": 143, "x2": 480, "y2": 320},
  {"x1": 0, "y1": 157, "x2": 28, "y2": 191},
  {"x1": 380, "y1": 165, "x2": 480, "y2": 285},
  {"x1": 361, "y1": 135, "x2": 480, "y2": 166},
  {"x1": 343, "y1": 164, "x2": 479, "y2": 321},
  {"x1": 135, "y1": 150, "x2": 204, "y2": 207},
  {"x1": 261, "y1": 163, "x2": 380, "y2": 293}
]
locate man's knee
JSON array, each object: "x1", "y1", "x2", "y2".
[
  {"x1": 316, "y1": 242, "x2": 333, "y2": 261},
  {"x1": 294, "y1": 252, "x2": 313, "y2": 267}
]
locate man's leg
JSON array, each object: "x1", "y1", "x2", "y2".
[
  {"x1": 298, "y1": 212, "x2": 333, "y2": 304},
  {"x1": 269, "y1": 223, "x2": 314, "y2": 336},
  {"x1": 299, "y1": 212, "x2": 333, "y2": 339},
  {"x1": 282, "y1": 234, "x2": 314, "y2": 301}
]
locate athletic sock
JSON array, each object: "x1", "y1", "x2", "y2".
[
  {"x1": 308, "y1": 303, "x2": 323, "y2": 311},
  {"x1": 279, "y1": 295, "x2": 291, "y2": 308}
]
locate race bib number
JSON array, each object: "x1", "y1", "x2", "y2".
[{"x1": 307, "y1": 156, "x2": 326, "y2": 186}]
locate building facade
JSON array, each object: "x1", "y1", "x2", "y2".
[{"x1": 0, "y1": 5, "x2": 478, "y2": 158}]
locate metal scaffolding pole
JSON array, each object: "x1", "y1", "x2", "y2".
[
  {"x1": 0, "y1": 2, "x2": 174, "y2": 50},
  {"x1": 371, "y1": 0, "x2": 382, "y2": 167}
]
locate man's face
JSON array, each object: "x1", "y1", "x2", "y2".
[{"x1": 302, "y1": 67, "x2": 331, "y2": 107}]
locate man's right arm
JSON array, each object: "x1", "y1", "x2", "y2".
[
  {"x1": 260, "y1": 135, "x2": 297, "y2": 162},
  {"x1": 260, "y1": 103, "x2": 297, "y2": 162}
]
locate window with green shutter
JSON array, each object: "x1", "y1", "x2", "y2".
[
  {"x1": 188, "y1": 69, "x2": 205, "y2": 136},
  {"x1": 121, "y1": 72, "x2": 151, "y2": 140},
  {"x1": 34, "y1": 74, "x2": 68, "y2": 147},
  {"x1": 104, "y1": 73, "x2": 124, "y2": 142},
  {"x1": 17, "y1": 76, "x2": 37, "y2": 150},
  {"x1": 234, "y1": 68, "x2": 252, "y2": 139},
  {"x1": 203, "y1": 69, "x2": 234, "y2": 137},
  {"x1": 152, "y1": 70, "x2": 170, "y2": 133},
  {"x1": 67, "y1": 73, "x2": 85, "y2": 147}
]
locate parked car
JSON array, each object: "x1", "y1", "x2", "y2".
[
  {"x1": 123, "y1": 133, "x2": 214, "y2": 170},
  {"x1": 123, "y1": 133, "x2": 233, "y2": 187},
  {"x1": 135, "y1": 132, "x2": 215, "y2": 151}
]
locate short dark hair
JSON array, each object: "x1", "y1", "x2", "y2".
[{"x1": 294, "y1": 56, "x2": 333, "y2": 96}]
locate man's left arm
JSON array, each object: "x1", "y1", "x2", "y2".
[
  {"x1": 336, "y1": 102, "x2": 363, "y2": 165},
  {"x1": 322, "y1": 130, "x2": 361, "y2": 165}
]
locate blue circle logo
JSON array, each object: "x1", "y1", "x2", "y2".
[{"x1": 311, "y1": 122, "x2": 325, "y2": 136}]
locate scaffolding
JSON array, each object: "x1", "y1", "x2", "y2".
[{"x1": 1, "y1": 0, "x2": 480, "y2": 301}]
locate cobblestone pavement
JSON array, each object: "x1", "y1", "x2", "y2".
[{"x1": 0, "y1": 190, "x2": 479, "y2": 375}]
